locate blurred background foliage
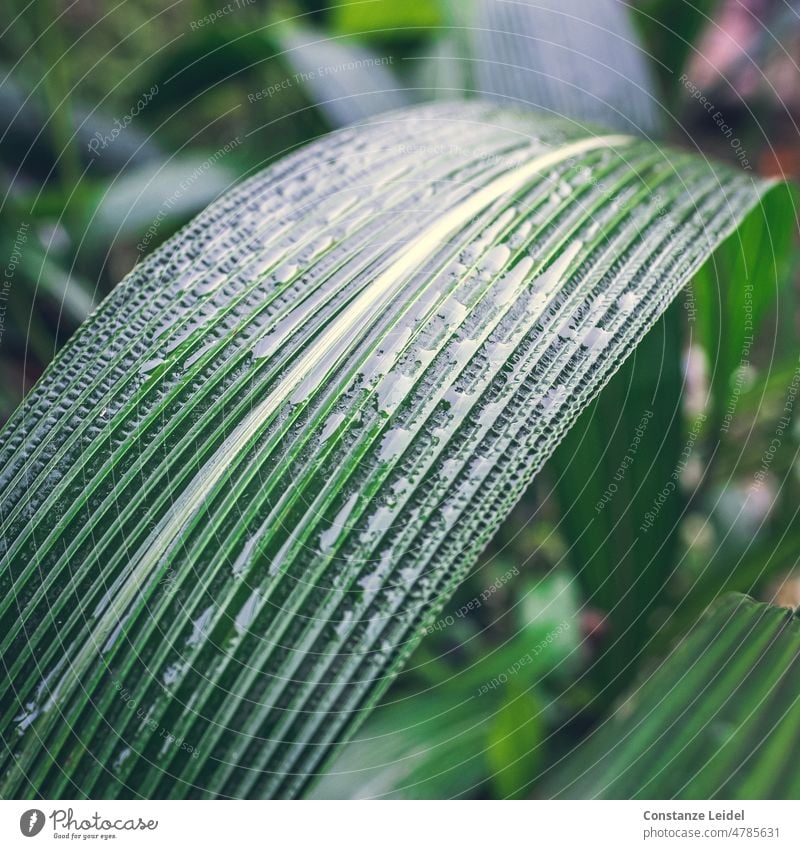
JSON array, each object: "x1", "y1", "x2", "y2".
[{"x1": 2, "y1": 0, "x2": 799, "y2": 798}]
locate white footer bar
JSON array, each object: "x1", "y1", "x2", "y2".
[{"x1": 2, "y1": 800, "x2": 796, "y2": 847}]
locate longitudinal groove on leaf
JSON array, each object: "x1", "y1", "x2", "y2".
[
  {"x1": 0, "y1": 102, "x2": 782, "y2": 799},
  {"x1": 549, "y1": 595, "x2": 800, "y2": 799}
]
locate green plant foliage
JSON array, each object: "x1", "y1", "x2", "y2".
[
  {"x1": 691, "y1": 184, "x2": 797, "y2": 439},
  {"x1": 548, "y1": 594, "x2": 800, "y2": 798},
  {"x1": 0, "y1": 101, "x2": 790, "y2": 800},
  {"x1": 273, "y1": 25, "x2": 411, "y2": 128},
  {"x1": 0, "y1": 67, "x2": 161, "y2": 178},
  {"x1": 632, "y1": 0, "x2": 722, "y2": 95},
  {"x1": 79, "y1": 156, "x2": 241, "y2": 259},
  {"x1": 330, "y1": 0, "x2": 445, "y2": 41},
  {"x1": 486, "y1": 685, "x2": 546, "y2": 799},
  {"x1": 547, "y1": 304, "x2": 684, "y2": 693},
  {"x1": 310, "y1": 569, "x2": 579, "y2": 799}
]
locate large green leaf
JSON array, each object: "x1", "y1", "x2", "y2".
[
  {"x1": 548, "y1": 594, "x2": 800, "y2": 798},
  {"x1": 0, "y1": 101, "x2": 789, "y2": 799}
]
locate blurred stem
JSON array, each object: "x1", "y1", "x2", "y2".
[
  {"x1": 776, "y1": 256, "x2": 798, "y2": 356},
  {"x1": 1, "y1": 195, "x2": 95, "y2": 325},
  {"x1": 7, "y1": 288, "x2": 54, "y2": 368},
  {"x1": 0, "y1": 371, "x2": 22, "y2": 423},
  {"x1": 36, "y1": 0, "x2": 80, "y2": 197}
]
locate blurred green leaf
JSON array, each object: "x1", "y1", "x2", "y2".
[
  {"x1": 273, "y1": 25, "x2": 412, "y2": 126},
  {"x1": 0, "y1": 68, "x2": 162, "y2": 180},
  {"x1": 692, "y1": 183, "x2": 797, "y2": 440},
  {"x1": 548, "y1": 594, "x2": 800, "y2": 799},
  {"x1": 673, "y1": 510, "x2": 800, "y2": 638},
  {"x1": 312, "y1": 569, "x2": 579, "y2": 798},
  {"x1": 487, "y1": 685, "x2": 545, "y2": 799},
  {"x1": 309, "y1": 687, "x2": 491, "y2": 799},
  {"x1": 411, "y1": 35, "x2": 470, "y2": 101},
  {"x1": 547, "y1": 305, "x2": 685, "y2": 692},
  {"x1": 632, "y1": 0, "x2": 721, "y2": 95},
  {"x1": 79, "y1": 155, "x2": 240, "y2": 257},
  {"x1": 137, "y1": 26, "x2": 326, "y2": 157},
  {"x1": 468, "y1": 0, "x2": 663, "y2": 135},
  {"x1": 0, "y1": 215, "x2": 94, "y2": 326},
  {"x1": 331, "y1": 0, "x2": 444, "y2": 41}
]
